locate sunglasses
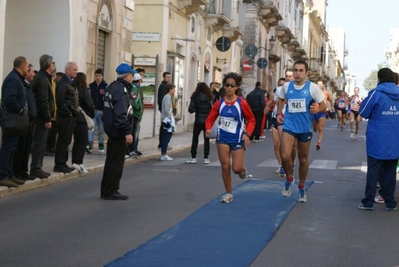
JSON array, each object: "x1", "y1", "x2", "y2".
[{"x1": 224, "y1": 83, "x2": 236, "y2": 88}]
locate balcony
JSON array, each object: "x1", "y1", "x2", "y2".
[
  {"x1": 268, "y1": 52, "x2": 281, "y2": 64},
  {"x1": 308, "y1": 58, "x2": 321, "y2": 81},
  {"x1": 276, "y1": 22, "x2": 293, "y2": 44},
  {"x1": 290, "y1": 47, "x2": 307, "y2": 61},
  {"x1": 205, "y1": 0, "x2": 231, "y2": 32},
  {"x1": 259, "y1": 0, "x2": 282, "y2": 29},
  {"x1": 222, "y1": 2, "x2": 245, "y2": 42},
  {"x1": 286, "y1": 38, "x2": 300, "y2": 52},
  {"x1": 178, "y1": 0, "x2": 208, "y2": 14}
]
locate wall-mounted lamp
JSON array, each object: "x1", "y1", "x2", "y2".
[
  {"x1": 255, "y1": 35, "x2": 276, "y2": 53},
  {"x1": 216, "y1": 57, "x2": 226, "y2": 64},
  {"x1": 268, "y1": 35, "x2": 276, "y2": 51}
]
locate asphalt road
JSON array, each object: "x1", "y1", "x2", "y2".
[{"x1": 1, "y1": 120, "x2": 399, "y2": 267}]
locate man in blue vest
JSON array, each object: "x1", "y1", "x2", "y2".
[{"x1": 276, "y1": 60, "x2": 325, "y2": 203}]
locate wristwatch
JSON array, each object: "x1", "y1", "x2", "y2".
[{"x1": 244, "y1": 132, "x2": 251, "y2": 137}]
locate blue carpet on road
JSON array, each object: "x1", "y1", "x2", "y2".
[{"x1": 106, "y1": 179, "x2": 313, "y2": 267}]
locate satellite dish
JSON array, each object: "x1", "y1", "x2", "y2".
[{"x1": 215, "y1": 37, "x2": 231, "y2": 52}]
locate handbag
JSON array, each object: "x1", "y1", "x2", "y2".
[
  {"x1": 79, "y1": 107, "x2": 94, "y2": 130},
  {"x1": 1, "y1": 108, "x2": 29, "y2": 136}
]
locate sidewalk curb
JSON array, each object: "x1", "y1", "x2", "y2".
[{"x1": 0, "y1": 142, "x2": 195, "y2": 199}]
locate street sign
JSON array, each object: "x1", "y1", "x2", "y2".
[
  {"x1": 243, "y1": 60, "x2": 252, "y2": 72},
  {"x1": 257, "y1": 58, "x2": 268, "y2": 69},
  {"x1": 244, "y1": 45, "x2": 258, "y2": 57},
  {"x1": 215, "y1": 37, "x2": 231, "y2": 52}
]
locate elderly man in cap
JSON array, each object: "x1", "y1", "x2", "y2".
[{"x1": 100, "y1": 63, "x2": 134, "y2": 200}]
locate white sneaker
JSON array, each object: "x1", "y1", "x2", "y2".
[
  {"x1": 160, "y1": 155, "x2": 173, "y2": 161},
  {"x1": 350, "y1": 132, "x2": 354, "y2": 139},
  {"x1": 354, "y1": 133, "x2": 357, "y2": 140},
  {"x1": 72, "y1": 163, "x2": 88, "y2": 173},
  {"x1": 275, "y1": 166, "x2": 281, "y2": 174},
  {"x1": 220, "y1": 193, "x2": 233, "y2": 203},
  {"x1": 203, "y1": 158, "x2": 211, "y2": 164},
  {"x1": 282, "y1": 177, "x2": 295, "y2": 197},
  {"x1": 185, "y1": 157, "x2": 197, "y2": 164}
]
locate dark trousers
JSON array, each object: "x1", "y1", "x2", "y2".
[
  {"x1": 101, "y1": 137, "x2": 128, "y2": 196},
  {"x1": 30, "y1": 119, "x2": 49, "y2": 171},
  {"x1": 47, "y1": 120, "x2": 57, "y2": 153},
  {"x1": 72, "y1": 122, "x2": 88, "y2": 165},
  {"x1": 0, "y1": 134, "x2": 19, "y2": 180},
  {"x1": 161, "y1": 127, "x2": 172, "y2": 155},
  {"x1": 250, "y1": 109, "x2": 264, "y2": 140},
  {"x1": 158, "y1": 121, "x2": 164, "y2": 148},
  {"x1": 361, "y1": 155, "x2": 397, "y2": 209},
  {"x1": 13, "y1": 123, "x2": 33, "y2": 175},
  {"x1": 190, "y1": 122, "x2": 210, "y2": 159},
  {"x1": 55, "y1": 116, "x2": 76, "y2": 167}
]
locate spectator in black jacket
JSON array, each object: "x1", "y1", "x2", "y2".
[
  {"x1": 185, "y1": 82, "x2": 213, "y2": 164},
  {"x1": 246, "y1": 81, "x2": 266, "y2": 142},
  {"x1": 13, "y1": 64, "x2": 37, "y2": 181},
  {"x1": 157, "y1": 71, "x2": 171, "y2": 149},
  {"x1": 0, "y1": 56, "x2": 30, "y2": 187},
  {"x1": 72, "y1": 72, "x2": 95, "y2": 173},
  {"x1": 54, "y1": 62, "x2": 79, "y2": 173},
  {"x1": 30, "y1": 54, "x2": 55, "y2": 179},
  {"x1": 88, "y1": 68, "x2": 108, "y2": 153},
  {"x1": 101, "y1": 63, "x2": 134, "y2": 200}
]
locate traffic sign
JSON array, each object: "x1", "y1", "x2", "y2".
[
  {"x1": 215, "y1": 37, "x2": 231, "y2": 52},
  {"x1": 257, "y1": 58, "x2": 268, "y2": 69},
  {"x1": 243, "y1": 60, "x2": 252, "y2": 72},
  {"x1": 244, "y1": 45, "x2": 258, "y2": 57}
]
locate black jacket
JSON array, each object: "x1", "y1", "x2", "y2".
[
  {"x1": 102, "y1": 78, "x2": 132, "y2": 139},
  {"x1": 89, "y1": 80, "x2": 108, "y2": 111},
  {"x1": 56, "y1": 74, "x2": 79, "y2": 117},
  {"x1": 76, "y1": 87, "x2": 95, "y2": 124},
  {"x1": 157, "y1": 81, "x2": 168, "y2": 112},
  {"x1": 1, "y1": 69, "x2": 26, "y2": 115},
  {"x1": 188, "y1": 92, "x2": 212, "y2": 124},
  {"x1": 23, "y1": 81, "x2": 37, "y2": 122},
  {"x1": 246, "y1": 87, "x2": 265, "y2": 111},
  {"x1": 31, "y1": 69, "x2": 54, "y2": 122}
]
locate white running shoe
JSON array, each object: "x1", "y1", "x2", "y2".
[
  {"x1": 297, "y1": 189, "x2": 307, "y2": 203},
  {"x1": 203, "y1": 158, "x2": 211, "y2": 164},
  {"x1": 185, "y1": 157, "x2": 197, "y2": 164},
  {"x1": 160, "y1": 155, "x2": 173, "y2": 161},
  {"x1": 72, "y1": 163, "x2": 88, "y2": 174},
  {"x1": 220, "y1": 193, "x2": 233, "y2": 203},
  {"x1": 350, "y1": 132, "x2": 354, "y2": 139},
  {"x1": 282, "y1": 177, "x2": 295, "y2": 197},
  {"x1": 354, "y1": 133, "x2": 357, "y2": 140}
]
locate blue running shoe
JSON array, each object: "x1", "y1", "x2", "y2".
[
  {"x1": 278, "y1": 167, "x2": 285, "y2": 177},
  {"x1": 282, "y1": 177, "x2": 295, "y2": 197},
  {"x1": 297, "y1": 189, "x2": 307, "y2": 203}
]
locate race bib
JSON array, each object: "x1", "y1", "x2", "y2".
[
  {"x1": 338, "y1": 100, "x2": 345, "y2": 109},
  {"x1": 287, "y1": 99, "x2": 306, "y2": 113},
  {"x1": 220, "y1": 116, "x2": 238, "y2": 134}
]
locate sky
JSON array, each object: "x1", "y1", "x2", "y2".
[{"x1": 326, "y1": 0, "x2": 399, "y2": 93}]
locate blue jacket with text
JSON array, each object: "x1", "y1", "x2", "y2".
[{"x1": 359, "y1": 82, "x2": 399, "y2": 160}]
